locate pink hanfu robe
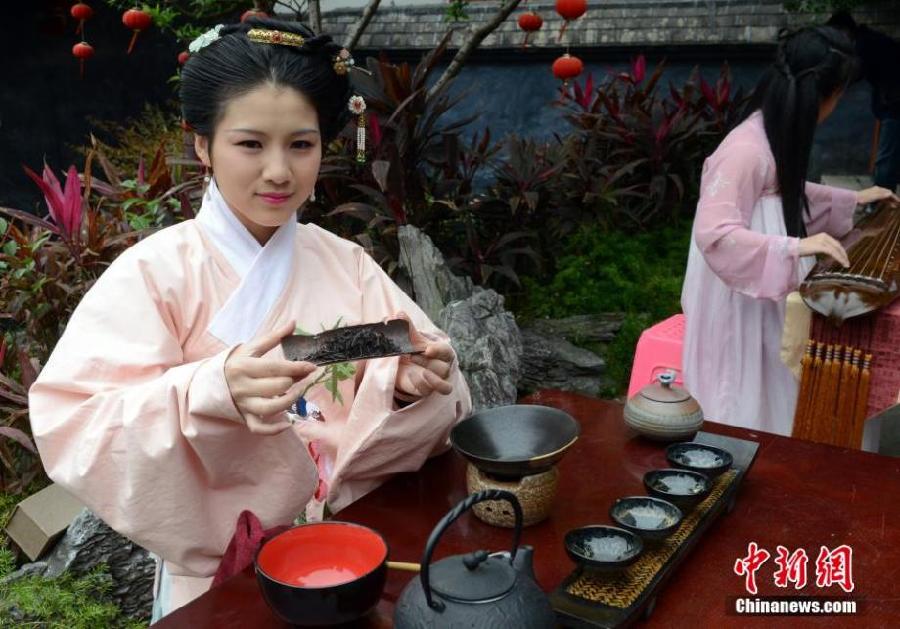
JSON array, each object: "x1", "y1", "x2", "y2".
[
  {"x1": 28, "y1": 179, "x2": 472, "y2": 619},
  {"x1": 681, "y1": 110, "x2": 857, "y2": 435}
]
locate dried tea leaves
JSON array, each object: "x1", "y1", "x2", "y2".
[
  {"x1": 307, "y1": 326, "x2": 402, "y2": 363},
  {"x1": 282, "y1": 319, "x2": 419, "y2": 365}
]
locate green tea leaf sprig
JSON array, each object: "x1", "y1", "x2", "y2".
[{"x1": 295, "y1": 319, "x2": 357, "y2": 404}]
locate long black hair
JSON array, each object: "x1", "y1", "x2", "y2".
[
  {"x1": 742, "y1": 26, "x2": 858, "y2": 237},
  {"x1": 180, "y1": 17, "x2": 352, "y2": 145}
]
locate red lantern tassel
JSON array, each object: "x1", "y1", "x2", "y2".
[
  {"x1": 558, "y1": 21, "x2": 569, "y2": 43},
  {"x1": 127, "y1": 30, "x2": 139, "y2": 54}
]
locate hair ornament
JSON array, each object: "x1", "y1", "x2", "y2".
[
  {"x1": 348, "y1": 95, "x2": 367, "y2": 163},
  {"x1": 189, "y1": 24, "x2": 224, "y2": 54},
  {"x1": 247, "y1": 28, "x2": 305, "y2": 48},
  {"x1": 333, "y1": 48, "x2": 356, "y2": 76}
]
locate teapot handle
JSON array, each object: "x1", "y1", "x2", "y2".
[{"x1": 419, "y1": 489, "x2": 522, "y2": 611}]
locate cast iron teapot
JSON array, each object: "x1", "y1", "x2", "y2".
[{"x1": 394, "y1": 489, "x2": 556, "y2": 628}]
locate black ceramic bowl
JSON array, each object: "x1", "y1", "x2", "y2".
[
  {"x1": 666, "y1": 442, "x2": 734, "y2": 478},
  {"x1": 609, "y1": 496, "x2": 683, "y2": 541},
  {"x1": 450, "y1": 405, "x2": 580, "y2": 477},
  {"x1": 643, "y1": 468, "x2": 712, "y2": 510},
  {"x1": 564, "y1": 525, "x2": 644, "y2": 572},
  {"x1": 255, "y1": 521, "x2": 388, "y2": 626}
]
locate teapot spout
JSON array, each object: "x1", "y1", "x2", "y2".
[{"x1": 512, "y1": 545, "x2": 536, "y2": 579}]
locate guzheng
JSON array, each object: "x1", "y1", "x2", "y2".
[
  {"x1": 800, "y1": 198, "x2": 900, "y2": 325},
  {"x1": 793, "y1": 199, "x2": 900, "y2": 449}
]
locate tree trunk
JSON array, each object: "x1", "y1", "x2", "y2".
[
  {"x1": 308, "y1": 0, "x2": 322, "y2": 34},
  {"x1": 345, "y1": 0, "x2": 383, "y2": 50},
  {"x1": 428, "y1": 0, "x2": 525, "y2": 101}
]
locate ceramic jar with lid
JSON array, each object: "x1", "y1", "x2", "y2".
[{"x1": 624, "y1": 372, "x2": 703, "y2": 441}]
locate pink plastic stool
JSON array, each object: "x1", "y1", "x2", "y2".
[{"x1": 627, "y1": 313, "x2": 686, "y2": 399}]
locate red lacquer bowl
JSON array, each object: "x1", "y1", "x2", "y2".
[{"x1": 255, "y1": 521, "x2": 389, "y2": 626}]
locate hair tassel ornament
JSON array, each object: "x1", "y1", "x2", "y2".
[{"x1": 348, "y1": 95, "x2": 367, "y2": 164}]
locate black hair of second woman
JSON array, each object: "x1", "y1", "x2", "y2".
[
  {"x1": 739, "y1": 26, "x2": 859, "y2": 238},
  {"x1": 180, "y1": 17, "x2": 353, "y2": 146}
]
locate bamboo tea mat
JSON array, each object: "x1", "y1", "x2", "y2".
[{"x1": 565, "y1": 469, "x2": 738, "y2": 608}]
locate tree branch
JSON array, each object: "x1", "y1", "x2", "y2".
[
  {"x1": 345, "y1": 0, "x2": 383, "y2": 50},
  {"x1": 427, "y1": 0, "x2": 525, "y2": 101},
  {"x1": 308, "y1": 0, "x2": 322, "y2": 34}
]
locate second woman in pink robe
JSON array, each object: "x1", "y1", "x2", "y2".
[{"x1": 681, "y1": 110, "x2": 858, "y2": 435}]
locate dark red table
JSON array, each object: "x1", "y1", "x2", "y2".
[{"x1": 156, "y1": 390, "x2": 900, "y2": 628}]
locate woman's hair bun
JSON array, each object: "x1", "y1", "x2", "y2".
[{"x1": 181, "y1": 17, "x2": 353, "y2": 143}]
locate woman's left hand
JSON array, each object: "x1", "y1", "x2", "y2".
[
  {"x1": 393, "y1": 312, "x2": 455, "y2": 401},
  {"x1": 857, "y1": 186, "x2": 900, "y2": 205}
]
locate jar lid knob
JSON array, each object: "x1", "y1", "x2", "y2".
[{"x1": 657, "y1": 371, "x2": 675, "y2": 388}]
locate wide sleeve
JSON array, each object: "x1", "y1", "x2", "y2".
[
  {"x1": 28, "y1": 246, "x2": 317, "y2": 576},
  {"x1": 326, "y1": 251, "x2": 473, "y2": 513},
  {"x1": 803, "y1": 181, "x2": 858, "y2": 238},
  {"x1": 693, "y1": 143, "x2": 802, "y2": 300}
]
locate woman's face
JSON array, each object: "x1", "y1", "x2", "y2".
[{"x1": 194, "y1": 82, "x2": 321, "y2": 244}]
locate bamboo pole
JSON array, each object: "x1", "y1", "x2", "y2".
[
  {"x1": 792, "y1": 340, "x2": 816, "y2": 438},
  {"x1": 801, "y1": 342, "x2": 825, "y2": 442},
  {"x1": 835, "y1": 345, "x2": 858, "y2": 448},
  {"x1": 850, "y1": 353, "x2": 873, "y2": 449},
  {"x1": 824, "y1": 345, "x2": 844, "y2": 445},
  {"x1": 812, "y1": 344, "x2": 835, "y2": 443}
]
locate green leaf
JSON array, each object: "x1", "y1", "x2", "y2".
[
  {"x1": 324, "y1": 371, "x2": 344, "y2": 404},
  {"x1": 33, "y1": 232, "x2": 52, "y2": 249},
  {"x1": 332, "y1": 362, "x2": 357, "y2": 380},
  {"x1": 2, "y1": 241, "x2": 17, "y2": 256},
  {"x1": 121, "y1": 198, "x2": 144, "y2": 211},
  {"x1": 0, "y1": 217, "x2": 7, "y2": 234}
]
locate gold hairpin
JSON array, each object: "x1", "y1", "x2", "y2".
[{"x1": 247, "y1": 28, "x2": 305, "y2": 48}]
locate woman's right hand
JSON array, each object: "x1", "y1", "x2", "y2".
[
  {"x1": 225, "y1": 321, "x2": 318, "y2": 435},
  {"x1": 798, "y1": 233, "x2": 850, "y2": 268}
]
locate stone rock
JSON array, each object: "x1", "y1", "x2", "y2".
[
  {"x1": 41, "y1": 509, "x2": 155, "y2": 620},
  {"x1": 398, "y1": 225, "x2": 523, "y2": 411},
  {"x1": 518, "y1": 328, "x2": 609, "y2": 397},
  {"x1": 0, "y1": 560, "x2": 49, "y2": 585},
  {"x1": 525, "y1": 313, "x2": 624, "y2": 345},
  {"x1": 398, "y1": 224, "x2": 474, "y2": 322},
  {"x1": 439, "y1": 288, "x2": 523, "y2": 411}
]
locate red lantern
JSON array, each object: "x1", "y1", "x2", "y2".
[
  {"x1": 177, "y1": 51, "x2": 190, "y2": 65},
  {"x1": 517, "y1": 12, "x2": 543, "y2": 48},
  {"x1": 241, "y1": 9, "x2": 269, "y2": 22},
  {"x1": 122, "y1": 8, "x2": 153, "y2": 54},
  {"x1": 70, "y1": 2, "x2": 93, "y2": 35},
  {"x1": 72, "y1": 41, "x2": 94, "y2": 79},
  {"x1": 555, "y1": 0, "x2": 587, "y2": 41},
  {"x1": 552, "y1": 53, "x2": 583, "y2": 91}
]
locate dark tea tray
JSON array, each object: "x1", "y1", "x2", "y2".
[
  {"x1": 550, "y1": 431, "x2": 759, "y2": 628},
  {"x1": 281, "y1": 319, "x2": 421, "y2": 366}
]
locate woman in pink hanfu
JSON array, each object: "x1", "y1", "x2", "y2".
[
  {"x1": 682, "y1": 26, "x2": 897, "y2": 436},
  {"x1": 28, "y1": 18, "x2": 471, "y2": 621}
]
